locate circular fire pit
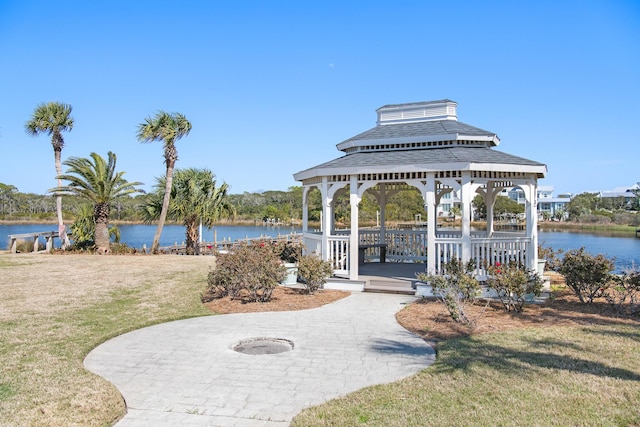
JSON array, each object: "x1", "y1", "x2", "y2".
[{"x1": 233, "y1": 337, "x2": 294, "y2": 355}]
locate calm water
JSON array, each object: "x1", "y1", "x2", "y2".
[
  {"x1": 2, "y1": 224, "x2": 638, "y2": 270},
  {"x1": 0, "y1": 224, "x2": 301, "y2": 251}
]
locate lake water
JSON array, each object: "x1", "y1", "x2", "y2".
[
  {"x1": 1, "y1": 224, "x2": 638, "y2": 270},
  {"x1": 0, "y1": 223, "x2": 302, "y2": 251}
]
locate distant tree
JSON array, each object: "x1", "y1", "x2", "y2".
[
  {"x1": 141, "y1": 168, "x2": 234, "y2": 254},
  {"x1": 449, "y1": 206, "x2": 462, "y2": 221},
  {"x1": 0, "y1": 183, "x2": 18, "y2": 216},
  {"x1": 494, "y1": 196, "x2": 524, "y2": 216},
  {"x1": 137, "y1": 111, "x2": 192, "y2": 253},
  {"x1": 25, "y1": 101, "x2": 74, "y2": 247},
  {"x1": 55, "y1": 152, "x2": 143, "y2": 253},
  {"x1": 554, "y1": 208, "x2": 566, "y2": 221},
  {"x1": 472, "y1": 194, "x2": 487, "y2": 219},
  {"x1": 566, "y1": 192, "x2": 599, "y2": 220}
]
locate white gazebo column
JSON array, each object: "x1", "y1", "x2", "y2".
[
  {"x1": 302, "y1": 186, "x2": 310, "y2": 233},
  {"x1": 426, "y1": 174, "x2": 437, "y2": 273},
  {"x1": 522, "y1": 181, "x2": 539, "y2": 271},
  {"x1": 379, "y1": 183, "x2": 387, "y2": 246},
  {"x1": 349, "y1": 175, "x2": 361, "y2": 280},
  {"x1": 320, "y1": 178, "x2": 333, "y2": 262},
  {"x1": 460, "y1": 172, "x2": 472, "y2": 263}
]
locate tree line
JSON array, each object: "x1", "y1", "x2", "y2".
[{"x1": 6, "y1": 100, "x2": 640, "y2": 255}]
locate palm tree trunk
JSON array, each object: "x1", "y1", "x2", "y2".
[
  {"x1": 54, "y1": 148, "x2": 70, "y2": 249},
  {"x1": 151, "y1": 162, "x2": 174, "y2": 253},
  {"x1": 94, "y1": 203, "x2": 111, "y2": 254},
  {"x1": 185, "y1": 217, "x2": 200, "y2": 255}
]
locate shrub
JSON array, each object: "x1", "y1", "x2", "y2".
[
  {"x1": 297, "y1": 254, "x2": 333, "y2": 295},
  {"x1": 486, "y1": 263, "x2": 543, "y2": 312},
  {"x1": 205, "y1": 241, "x2": 286, "y2": 302},
  {"x1": 559, "y1": 247, "x2": 614, "y2": 304},
  {"x1": 417, "y1": 258, "x2": 481, "y2": 325},
  {"x1": 604, "y1": 268, "x2": 640, "y2": 316},
  {"x1": 538, "y1": 244, "x2": 563, "y2": 272},
  {"x1": 274, "y1": 239, "x2": 303, "y2": 264}
]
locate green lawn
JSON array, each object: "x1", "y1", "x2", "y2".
[
  {"x1": 292, "y1": 325, "x2": 640, "y2": 426},
  {"x1": 0, "y1": 253, "x2": 214, "y2": 426}
]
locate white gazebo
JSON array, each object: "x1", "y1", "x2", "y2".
[{"x1": 293, "y1": 100, "x2": 547, "y2": 281}]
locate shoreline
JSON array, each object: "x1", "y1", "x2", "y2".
[{"x1": 1, "y1": 219, "x2": 636, "y2": 235}]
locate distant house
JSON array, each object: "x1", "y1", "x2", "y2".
[
  {"x1": 599, "y1": 185, "x2": 639, "y2": 209},
  {"x1": 505, "y1": 185, "x2": 571, "y2": 220}
]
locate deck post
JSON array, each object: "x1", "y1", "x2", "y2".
[
  {"x1": 460, "y1": 172, "x2": 472, "y2": 263},
  {"x1": 524, "y1": 181, "x2": 539, "y2": 271},
  {"x1": 426, "y1": 174, "x2": 436, "y2": 274},
  {"x1": 349, "y1": 175, "x2": 360, "y2": 281}
]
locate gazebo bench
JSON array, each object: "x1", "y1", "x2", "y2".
[{"x1": 358, "y1": 243, "x2": 387, "y2": 264}]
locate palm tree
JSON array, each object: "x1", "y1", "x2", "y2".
[
  {"x1": 25, "y1": 101, "x2": 74, "y2": 247},
  {"x1": 137, "y1": 111, "x2": 192, "y2": 253},
  {"x1": 54, "y1": 152, "x2": 143, "y2": 253},
  {"x1": 141, "y1": 168, "x2": 234, "y2": 254}
]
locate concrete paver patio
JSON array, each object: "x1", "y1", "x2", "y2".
[{"x1": 84, "y1": 292, "x2": 435, "y2": 426}]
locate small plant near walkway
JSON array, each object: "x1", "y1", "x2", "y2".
[
  {"x1": 297, "y1": 254, "x2": 333, "y2": 294},
  {"x1": 204, "y1": 240, "x2": 286, "y2": 302},
  {"x1": 417, "y1": 258, "x2": 482, "y2": 325},
  {"x1": 486, "y1": 262, "x2": 543, "y2": 312},
  {"x1": 559, "y1": 247, "x2": 614, "y2": 304}
]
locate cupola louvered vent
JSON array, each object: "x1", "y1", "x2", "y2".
[{"x1": 377, "y1": 100, "x2": 457, "y2": 125}]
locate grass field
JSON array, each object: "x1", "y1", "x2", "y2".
[
  {"x1": 0, "y1": 253, "x2": 214, "y2": 426},
  {"x1": 291, "y1": 324, "x2": 640, "y2": 426},
  {"x1": 1, "y1": 253, "x2": 639, "y2": 426}
]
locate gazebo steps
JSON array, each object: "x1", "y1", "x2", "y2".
[{"x1": 364, "y1": 280, "x2": 415, "y2": 295}]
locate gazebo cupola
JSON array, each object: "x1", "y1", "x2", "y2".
[{"x1": 294, "y1": 100, "x2": 547, "y2": 281}]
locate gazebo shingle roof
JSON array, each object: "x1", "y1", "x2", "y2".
[
  {"x1": 293, "y1": 100, "x2": 547, "y2": 181},
  {"x1": 340, "y1": 120, "x2": 496, "y2": 146},
  {"x1": 294, "y1": 146, "x2": 546, "y2": 180}
]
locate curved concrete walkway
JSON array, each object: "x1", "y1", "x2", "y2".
[{"x1": 84, "y1": 293, "x2": 435, "y2": 426}]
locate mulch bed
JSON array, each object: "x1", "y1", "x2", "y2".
[
  {"x1": 397, "y1": 272, "x2": 640, "y2": 342},
  {"x1": 203, "y1": 286, "x2": 350, "y2": 314}
]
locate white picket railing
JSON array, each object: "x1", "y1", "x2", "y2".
[
  {"x1": 433, "y1": 236, "x2": 530, "y2": 276},
  {"x1": 328, "y1": 235, "x2": 350, "y2": 276},
  {"x1": 304, "y1": 229, "x2": 530, "y2": 278},
  {"x1": 470, "y1": 237, "x2": 530, "y2": 277}
]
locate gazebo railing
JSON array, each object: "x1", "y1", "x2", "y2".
[
  {"x1": 385, "y1": 230, "x2": 426, "y2": 262},
  {"x1": 306, "y1": 230, "x2": 530, "y2": 278},
  {"x1": 433, "y1": 236, "x2": 530, "y2": 276},
  {"x1": 470, "y1": 237, "x2": 530, "y2": 277},
  {"x1": 328, "y1": 235, "x2": 350, "y2": 276},
  {"x1": 303, "y1": 233, "x2": 351, "y2": 277}
]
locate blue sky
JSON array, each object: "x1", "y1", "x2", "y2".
[{"x1": 1, "y1": 1, "x2": 638, "y2": 196}]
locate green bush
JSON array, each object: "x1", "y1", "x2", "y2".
[
  {"x1": 297, "y1": 254, "x2": 333, "y2": 294},
  {"x1": 417, "y1": 258, "x2": 481, "y2": 325},
  {"x1": 604, "y1": 268, "x2": 640, "y2": 316},
  {"x1": 486, "y1": 263, "x2": 543, "y2": 312},
  {"x1": 559, "y1": 248, "x2": 614, "y2": 304},
  {"x1": 205, "y1": 241, "x2": 286, "y2": 302},
  {"x1": 538, "y1": 244, "x2": 563, "y2": 272},
  {"x1": 273, "y1": 239, "x2": 303, "y2": 263}
]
